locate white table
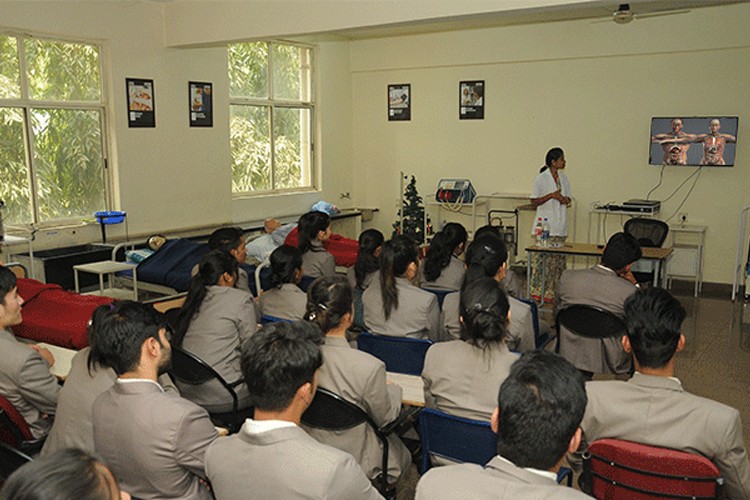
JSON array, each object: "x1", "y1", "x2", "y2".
[
  {"x1": 667, "y1": 224, "x2": 706, "y2": 297},
  {"x1": 74, "y1": 260, "x2": 138, "y2": 300},
  {"x1": 2, "y1": 234, "x2": 35, "y2": 278},
  {"x1": 387, "y1": 372, "x2": 424, "y2": 407}
]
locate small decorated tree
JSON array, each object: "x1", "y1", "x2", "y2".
[{"x1": 392, "y1": 175, "x2": 426, "y2": 244}]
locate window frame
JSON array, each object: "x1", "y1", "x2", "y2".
[
  {"x1": 229, "y1": 40, "x2": 317, "y2": 197},
  {"x1": 0, "y1": 31, "x2": 110, "y2": 227}
]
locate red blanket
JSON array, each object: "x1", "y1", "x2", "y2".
[
  {"x1": 284, "y1": 228, "x2": 359, "y2": 267},
  {"x1": 14, "y1": 278, "x2": 114, "y2": 349}
]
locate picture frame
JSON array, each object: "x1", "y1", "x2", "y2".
[
  {"x1": 388, "y1": 83, "x2": 411, "y2": 121},
  {"x1": 126, "y1": 78, "x2": 155, "y2": 128},
  {"x1": 189, "y1": 81, "x2": 213, "y2": 127},
  {"x1": 459, "y1": 80, "x2": 484, "y2": 120}
]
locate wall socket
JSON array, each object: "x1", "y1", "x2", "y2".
[{"x1": 678, "y1": 212, "x2": 688, "y2": 223}]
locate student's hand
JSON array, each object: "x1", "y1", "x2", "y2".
[
  {"x1": 31, "y1": 345, "x2": 55, "y2": 367},
  {"x1": 620, "y1": 270, "x2": 639, "y2": 285}
]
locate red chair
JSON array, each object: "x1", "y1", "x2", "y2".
[
  {"x1": 0, "y1": 395, "x2": 44, "y2": 455},
  {"x1": 582, "y1": 438, "x2": 724, "y2": 499}
]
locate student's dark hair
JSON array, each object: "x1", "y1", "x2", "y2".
[
  {"x1": 92, "y1": 300, "x2": 168, "y2": 375},
  {"x1": 496, "y1": 350, "x2": 587, "y2": 470},
  {"x1": 459, "y1": 278, "x2": 509, "y2": 348},
  {"x1": 208, "y1": 226, "x2": 244, "y2": 253},
  {"x1": 305, "y1": 275, "x2": 353, "y2": 333},
  {"x1": 174, "y1": 250, "x2": 238, "y2": 347},
  {"x1": 423, "y1": 223, "x2": 467, "y2": 282},
  {"x1": 624, "y1": 287, "x2": 686, "y2": 369},
  {"x1": 473, "y1": 224, "x2": 502, "y2": 241},
  {"x1": 1, "y1": 448, "x2": 123, "y2": 500},
  {"x1": 540, "y1": 147, "x2": 564, "y2": 173},
  {"x1": 354, "y1": 229, "x2": 384, "y2": 290},
  {"x1": 601, "y1": 232, "x2": 642, "y2": 271},
  {"x1": 241, "y1": 321, "x2": 323, "y2": 412},
  {"x1": 268, "y1": 245, "x2": 302, "y2": 289},
  {"x1": 0, "y1": 266, "x2": 17, "y2": 305},
  {"x1": 462, "y1": 235, "x2": 508, "y2": 291},
  {"x1": 298, "y1": 211, "x2": 330, "y2": 254},
  {"x1": 86, "y1": 303, "x2": 117, "y2": 373},
  {"x1": 379, "y1": 235, "x2": 419, "y2": 320}
]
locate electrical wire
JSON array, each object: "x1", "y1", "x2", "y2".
[
  {"x1": 661, "y1": 166, "x2": 702, "y2": 204},
  {"x1": 665, "y1": 167, "x2": 703, "y2": 222},
  {"x1": 646, "y1": 165, "x2": 666, "y2": 200}
]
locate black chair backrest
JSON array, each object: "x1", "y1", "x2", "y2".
[
  {"x1": 0, "y1": 443, "x2": 32, "y2": 481},
  {"x1": 624, "y1": 218, "x2": 669, "y2": 248},
  {"x1": 556, "y1": 305, "x2": 626, "y2": 340}
]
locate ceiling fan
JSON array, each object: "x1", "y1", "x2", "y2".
[{"x1": 597, "y1": 3, "x2": 690, "y2": 24}]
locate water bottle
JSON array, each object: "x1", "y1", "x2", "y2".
[
  {"x1": 541, "y1": 218, "x2": 550, "y2": 247},
  {"x1": 534, "y1": 217, "x2": 543, "y2": 246}
]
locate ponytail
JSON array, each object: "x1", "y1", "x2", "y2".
[
  {"x1": 379, "y1": 235, "x2": 418, "y2": 320},
  {"x1": 461, "y1": 235, "x2": 508, "y2": 291},
  {"x1": 460, "y1": 278, "x2": 510, "y2": 349},
  {"x1": 298, "y1": 211, "x2": 330, "y2": 254},
  {"x1": 354, "y1": 229, "x2": 384, "y2": 290},
  {"x1": 305, "y1": 275, "x2": 353, "y2": 333},
  {"x1": 268, "y1": 245, "x2": 302, "y2": 289}
]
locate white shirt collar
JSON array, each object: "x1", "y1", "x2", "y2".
[
  {"x1": 596, "y1": 264, "x2": 616, "y2": 274},
  {"x1": 633, "y1": 370, "x2": 681, "y2": 385},
  {"x1": 116, "y1": 378, "x2": 164, "y2": 392},
  {"x1": 495, "y1": 455, "x2": 558, "y2": 482},
  {"x1": 241, "y1": 418, "x2": 296, "y2": 435}
]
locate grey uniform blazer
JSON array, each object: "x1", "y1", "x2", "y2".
[
  {"x1": 0, "y1": 329, "x2": 59, "y2": 438},
  {"x1": 363, "y1": 276, "x2": 442, "y2": 341},
  {"x1": 42, "y1": 349, "x2": 178, "y2": 456},
  {"x1": 302, "y1": 240, "x2": 336, "y2": 278},
  {"x1": 441, "y1": 292, "x2": 538, "y2": 352},
  {"x1": 205, "y1": 422, "x2": 382, "y2": 500},
  {"x1": 420, "y1": 256, "x2": 465, "y2": 291},
  {"x1": 555, "y1": 265, "x2": 636, "y2": 374},
  {"x1": 575, "y1": 373, "x2": 750, "y2": 500},
  {"x1": 93, "y1": 380, "x2": 218, "y2": 500},
  {"x1": 179, "y1": 286, "x2": 256, "y2": 412},
  {"x1": 346, "y1": 267, "x2": 378, "y2": 291},
  {"x1": 258, "y1": 282, "x2": 308, "y2": 321},
  {"x1": 422, "y1": 340, "x2": 518, "y2": 421},
  {"x1": 304, "y1": 336, "x2": 411, "y2": 481},
  {"x1": 416, "y1": 456, "x2": 591, "y2": 500}
]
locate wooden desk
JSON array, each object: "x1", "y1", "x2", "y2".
[
  {"x1": 525, "y1": 242, "x2": 673, "y2": 304},
  {"x1": 36, "y1": 342, "x2": 77, "y2": 381},
  {"x1": 387, "y1": 372, "x2": 424, "y2": 407}
]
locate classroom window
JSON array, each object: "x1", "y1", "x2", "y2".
[
  {"x1": 228, "y1": 41, "x2": 314, "y2": 194},
  {"x1": 0, "y1": 34, "x2": 107, "y2": 225}
]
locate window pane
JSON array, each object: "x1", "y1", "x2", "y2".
[
  {"x1": 228, "y1": 42, "x2": 268, "y2": 99},
  {"x1": 25, "y1": 38, "x2": 101, "y2": 101},
  {"x1": 0, "y1": 36, "x2": 21, "y2": 99},
  {"x1": 30, "y1": 108, "x2": 105, "y2": 221},
  {"x1": 230, "y1": 105, "x2": 271, "y2": 192},
  {"x1": 0, "y1": 107, "x2": 32, "y2": 224},
  {"x1": 272, "y1": 44, "x2": 307, "y2": 101},
  {"x1": 274, "y1": 107, "x2": 311, "y2": 190}
]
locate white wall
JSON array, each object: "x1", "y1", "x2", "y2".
[
  {"x1": 349, "y1": 3, "x2": 750, "y2": 284},
  {"x1": 1, "y1": 2, "x2": 353, "y2": 248}
]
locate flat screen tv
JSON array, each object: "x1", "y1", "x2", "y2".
[{"x1": 649, "y1": 116, "x2": 738, "y2": 167}]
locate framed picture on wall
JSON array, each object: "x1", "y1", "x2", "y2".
[
  {"x1": 126, "y1": 78, "x2": 155, "y2": 128},
  {"x1": 388, "y1": 83, "x2": 411, "y2": 121},
  {"x1": 459, "y1": 80, "x2": 484, "y2": 120},
  {"x1": 189, "y1": 81, "x2": 213, "y2": 127}
]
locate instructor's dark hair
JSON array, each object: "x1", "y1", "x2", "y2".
[
  {"x1": 298, "y1": 211, "x2": 330, "y2": 254},
  {"x1": 354, "y1": 229, "x2": 384, "y2": 290},
  {"x1": 423, "y1": 223, "x2": 467, "y2": 283},
  {"x1": 540, "y1": 147, "x2": 564, "y2": 173},
  {"x1": 379, "y1": 235, "x2": 419, "y2": 320},
  {"x1": 496, "y1": 350, "x2": 587, "y2": 471},
  {"x1": 624, "y1": 287, "x2": 685, "y2": 369}
]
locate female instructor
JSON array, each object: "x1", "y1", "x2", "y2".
[{"x1": 529, "y1": 147, "x2": 571, "y2": 303}]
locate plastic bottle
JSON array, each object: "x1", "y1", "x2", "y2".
[
  {"x1": 541, "y1": 218, "x2": 550, "y2": 247},
  {"x1": 534, "y1": 217, "x2": 543, "y2": 246}
]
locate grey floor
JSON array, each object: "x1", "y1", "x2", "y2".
[{"x1": 396, "y1": 285, "x2": 750, "y2": 499}]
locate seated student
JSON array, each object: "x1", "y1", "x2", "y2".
[
  {"x1": 363, "y1": 235, "x2": 442, "y2": 340},
  {"x1": 420, "y1": 222, "x2": 467, "y2": 291},
  {"x1": 205, "y1": 321, "x2": 381, "y2": 500},
  {"x1": 416, "y1": 350, "x2": 590, "y2": 500},
  {"x1": 191, "y1": 226, "x2": 253, "y2": 295},
  {"x1": 473, "y1": 224, "x2": 523, "y2": 298},
  {"x1": 93, "y1": 301, "x2": 218, "y2": 500},
  {"x1": 175, "y1": 251, "x2": 256, "y2": 412},
  {"x1": 303, "y1": 276, "x2": 411, "y2": 484},
  {"x1": 297, "y1": 210, "x2": 336, "y2": 278},
  {"x1": 573, "y1": 288, "x2": 750, "y2": 499},
  {"x1": 443, "y1": 235, "x2": 542, "y2": 352},
  {"x1": 2, "y1": 448, "x2": 131, "y2": 500},
  {"x1": 0, "y1": 266, "x2": 59, "y2": 439},
  {"x1": 423, "y1": 278, "x2": 518, "y2": 421},
  {"x1": 347, "y1": 229, "x2": 384, "y2": 328},
  {"x1": 42, "y1": 303, "x2": 178, "y2": 456},
  {"x1": 258, "y1": 245, "x2": 307, "y2": 321}
]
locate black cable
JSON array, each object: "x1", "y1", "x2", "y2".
[
  {"x1": 661, "y1": 167, "x2": 702, "y2": 204},
  {"x1": 646, "y1": 165, "x2": 666, "y2": 200},
  {"x1": 665, "y1": 167, "x2": 703, "y2": 222}
]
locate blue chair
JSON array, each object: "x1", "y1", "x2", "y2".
[
  {"x1": 419, "y1": 408, "x2": 573, "y2": 485},
  {"x1": 421, "y1": 287, "x2": 453, "y2": 309},
  {"x1": 298, "y1": 275, "x2": 317, "y2": 292},
  {"x1": 356, "y1": 331, "x2": 432, "y2": 375},
  {"x1": 517, "y1": 297, "x2": 555, "y2": 350},
  {"x1": 260, "y1": 315, "x2": 293, "y2": 325}
]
